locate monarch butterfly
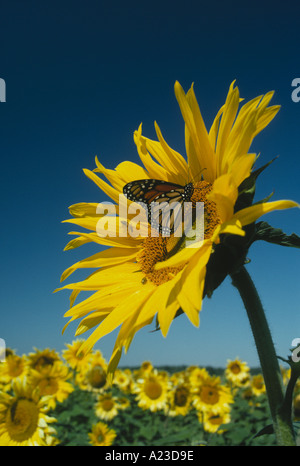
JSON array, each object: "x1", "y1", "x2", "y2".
[{"x1": 123, "y1": 179, "x2": 194, "y2": 235}]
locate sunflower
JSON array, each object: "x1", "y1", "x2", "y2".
[
  {"x1": 133, "y1": 370, "x2": 170, "y2": 412},
  {"x1": 133, "y1": 361, "x2": 154, "y2": 380},
  {"x1": 241, "y1": 387, "x2": 255, "y2": 402},
  {"x1": 0, "y1": 354, "x2": 28, "y2": 390},
  {"x1": 166, "y1": 382, "x2": 192, "y2": 416},
  {"x1": 76, "y1": 350, "x2": 108, "y2": 392},
  {"x1": 188, "y1": 367, "x2": 210, "y2": 388},
  {"x1": 94, "y1": 393, "x2": 120, "y2": 421},
  {"x1": 83, "y1": 365, "x2": 107, "y2": 392},
  {"x1": 88, "y1": 421, "x2": 116, "y2": 446},
  {"x1": 26, "y1": 348, "x2": 62, "y2": 373},
  {"x1": 169, "y1": 370, "x2": 188, "y2": 387},
  {"x1": 62, "y1": 340, "x2": 92, "y2": 372},
  {"x1": 112, "y1": 368, "x2": 133, "y2": 394},
  {"x1": 0, "y1": 379, "x2": 58, "y2": 446},
  {"x1": 192, "y1": 373, "x2": 233, "y2": 413},
  {"x1": 225, "y1": 358, "x2": 250, "y2": 386},
  {"x1": 116, "y1": 396, "x2": 130, "y2": 410},
  {"x1": 251, "y1": 374, "x2": 266, "y2": 396},
  {"x1": 201, "y1": 408, "x2": 231, "y2": 434},
  {"x1": 58, "y1": 80, "x2": 298, "y2": 376},
  {"x1": 27, "y1": 362, "x2": 74, "y2": 410},
  {"x1": 280, "y1": 366, "x2": 291, "y2": 386}
]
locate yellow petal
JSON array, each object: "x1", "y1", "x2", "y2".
[
  {"x1": 218, "y1": 218, "x2": 245, "y2": 237},
  {"x1": 156, "y1": 274, "x2": 183, "y2": 336},
  {"x1": 229, "y1": 152, "x2": 256, "y2": 187},
  {"x1": 107, "y1": 346, "x2": 123, "y2": 382},
  {"x1": 186, "y1": 84, "x2": 217, "y2": 181},
  {"x1": 174, "y1": 81, "x2": 215, "y2": 183},
  {"x1": 83, "y1": 168, "x2": 120, "y2": 203},
  {"x1": 63, "y1": 234, "x2": 93, "y2": 251},
  {"x1": 154, "y1": 240, "x2": 200, "y2": 269},
  {"x1": 234, "y1": 200, "x2": 299, "y2": 226},
  {"x1": 60, "y1": 263, "x2": 142, "y2": 291},
  {"x1": 70, "y1": 289, "x2": 80, "y2": 307},
  {"x1": 119, "y1": 304, "x2": 155, "y2": 356},
  {"x1": 115, "y1": 160, "x2": 149, "y2": 183},
  {"x1": 184, "y1": 127, "x2": 202, "y2": 182},
  {"x1": 62, "y1": 291, "x2": 111, "y2": 319},
  {"x1": 134, "y1": 124, "x2": 170, "y2": 180},
  {"x1": 222, "y1": 92, "x2": 279, "y2": 174},
  {"x1": 208, "y1": 105, "x2": 225, "y2": 152},
  {"x1": 224, "y1": 94, "x2": 262, "y2": 152},
  {"x1": 62, "y1": 216, "x2": 99, "y2": 231},
  {"x1": 158, "y1": 297, "x2": 181, "y2": 337},
  {"x1": 60, "y1": 247, "x2": 140, "y2": 282},
  {"x1": 141, "y1": 133, "x2": 186, "y2": 183},
  {"x1": 79, "y1": 288, "x2": 152, "y2": 355},
  {"x1": 66, "y1": 230, "x2": 142, "y2": 249},
  {"x1": 176, "y1": 242, "x2": 212, "y2": 324},
  {"x1": 257, "y1": 90, "x2": 275, "y2": 111},
  {"x1": 154, "y1": 122, "x2": 189, "y2": 183},
  {"x1": 63, "y1": 214, "x2": 142, "y2": 242},
  {"x1": 158, "y1": 243, "x2": 212, "y2": 331},
  {"x1": 207, "y1": 174, "x2": 238, "y2": 222},
  {"x1": 62, "y1": 315, "x2": 80, "y2": 334},
  {"x1": 226, "y1": 112, "x2": 257, "y2": 170},
  {"x1": 132, "y1": 278, "x2": 177, "y2": 333},
  {"x1": 107, "y1": 308, "x2": 153, "y2": 379},
  {"x1": 208, "y1": 80, "x2": 243, "y2": 152},
  {"x1": 63, "y1": 284, "x2": 138, "y2": 318},
  {"x1": 176, "y1": 290, "x2": 199, "y2": 327},
  {"x1": 68, "y1": 202, "x2": 100, "y2": 218},
  {"x1": 216, "y1": 83, "x2": 240, "y2": 177},
  {"x1": 75, "y1": 310, "x2": 109, "y2": 336},
  {"x1": 94, "y1": 157, "x2": 125, "y2": 191},
  {"x1": 254, "y1": 105, "x2": 280, "y2": 138}
]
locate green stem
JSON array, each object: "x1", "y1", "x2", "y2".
[
  {"x1": 279, "y1": 370, "x2": 299, "y2": 424},
  {"x1": 230, "y1": 265, "x2": 295, "y2": 446}
]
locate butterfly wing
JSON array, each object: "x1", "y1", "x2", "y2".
[
  {"x1": 123, "y1": 179, "x2": 184, "y2": 202},
  {"x1": 123, "y1": 179, "x2": 192, "y2": 234}
]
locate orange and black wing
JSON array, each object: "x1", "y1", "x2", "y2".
[{"x1": 123, "y1": 179, "x2": 193, "y2": 234}]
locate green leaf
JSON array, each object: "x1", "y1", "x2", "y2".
[
  {"x1": 235, "y1": 157, "x2": 278, "y2": 212},
  {"x1": 151, "y1": 426, "x2": 200, "y2": 446},
  {"x1": 224, "y1": 426, "x2": 251, "y2": 444},
  {"x1": 253, "y1": 221, "x2": 300, "y2": 248},
  {"x1": 252, "y1": 423, "x2": 274, "y2": 438}
]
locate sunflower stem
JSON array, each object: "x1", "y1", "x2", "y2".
[{"x1": 230, "y1": 265, "x2": 296, "y2": 446}]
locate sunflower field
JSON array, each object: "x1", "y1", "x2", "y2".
[{"x1": 0, "y1": 340, "x2": 299, "y2": 446}]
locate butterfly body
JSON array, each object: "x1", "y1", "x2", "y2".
[{"x1": 123, "y1": 179, "x2": 194, "y2": 235}]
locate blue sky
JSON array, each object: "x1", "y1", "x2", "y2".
[{"x1": 0, "y1": 0, "x2": 299, "y2": 369}]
